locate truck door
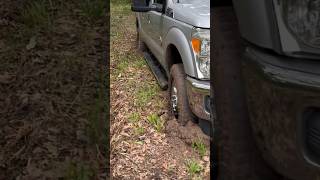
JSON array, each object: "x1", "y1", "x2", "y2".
[
  {"x1": 138, "y1": 0, "x2": 152, "y2": 40},
  {"x1": 146, "y1": 0, "x2": 164, "y2": 61}
]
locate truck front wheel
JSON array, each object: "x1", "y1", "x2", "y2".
[
  {"x1": 212, "y1": 7, "x2": 283, "y2": 180},
  {"x1": 169, "y1": 64, "x2": 194, "y2": 125}
]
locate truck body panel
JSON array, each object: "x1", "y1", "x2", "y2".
[
  {"x1": 135, "y1": 0, "x2": 211, "y2": 122},
  {"x1": 228, "y1": 1, "x2": 320, "y2": 179}
]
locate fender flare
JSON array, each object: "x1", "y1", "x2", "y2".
[{"x1": 164, "y1": 27, "x2": 197, "y2": 78}]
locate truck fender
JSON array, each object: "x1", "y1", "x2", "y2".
[{"x1": 164, "y1": 27, "x2": 197, "y2": 78}]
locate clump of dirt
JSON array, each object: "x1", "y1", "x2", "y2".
[{"x1": 166, "y1": 119, "x2": 211, "y2": 147}]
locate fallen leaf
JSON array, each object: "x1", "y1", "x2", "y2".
[
  {"x1": 0, "y1": 73, "x2": 13, "y2": 84},
  {"x1": 44, "y1": 143, "x2": 58, "y2": 157},
  {"x1": 26, "y1": 36, "x2": 37, "y2": 50},
  {"x1": 203, "y1": 156, "x2": 209, "y2": 162}
]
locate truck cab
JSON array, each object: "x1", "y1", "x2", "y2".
[{"x1": 132, "y1": 0, "x2": 211, "y2": 130}]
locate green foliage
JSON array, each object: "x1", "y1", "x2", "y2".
[
  {"x1": 128, "y1": 112, "x2": 141, "y2": 124},
  {"x1": 185, "y1": 159, "x2": 203, "y2": 176},
  {"x1": 86, "y1": 99, "x2": 102, "y2": 144},
  {"x1": 128, "y1": 113, "x2": 145, "y2": 136},
  {"x1": 147, "y1": 114, "x2": 164, "y2": 132},
  {"x1": 116, "y1": 55, "x2": 145, "y2": 75},
  {"x1": 65, "y1": 162, "x2": 95, "y2": 180},
  {"x1": 21, "y1": 0, "x2": 51, "y2": 30},
  {"x1": 135, "y1": 84, "x2": 159, "y2": 107},
  {"x1": 110, "y1": 0, "x2": 131, "y2": 15},
  {"x1": 134, "y1": 126, "x2": 145, "y2": 135},
  {"x1": 130, "y1": 55, "x2": 146, "y2": 68},
  {"x1": 80, "y1": 0, "x2": 106, "y2": 19},
  {"x1": 110, "y1": 0, "x2": 131, "y2": 4},
  {"x1": 192, "y1": 139, "x2": 207, "y2": 157},
  {"x1": 86, "y1": 66, "x2": 108, "y2": 149},
  {"x1": 116, "y1": 59, "x2": 129, "y2": 74},
  {"x1": 134, "y1": 140, "x2": 144, "y2": 145}
]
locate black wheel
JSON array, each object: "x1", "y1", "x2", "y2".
[
  {"x1": 136, "y1": 20, "x2": 146, "y2": 52},
  {"x1": 169, "y1": 64, "x2": 194, "y2": 125},
  {"x1": 212, "y1": 7, "x2": 282, "y2": 180}
]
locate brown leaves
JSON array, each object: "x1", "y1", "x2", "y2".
[
  {"x1": 0, "y1": 0, "x2": 108, "y2": 179},
  {"x1": 44, "y1": 142, "x2": 59, "y2": 157},
  {"x1": 0, "y1": 72, "x2": 15, "y2": 84}
]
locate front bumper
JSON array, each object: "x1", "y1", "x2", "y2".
[
  {"x1": 242, "y1": 46, "x2": 320, "y2": 180},
  {"x1": 186, "y1": 77, "x2": 210, "y2": 121}
]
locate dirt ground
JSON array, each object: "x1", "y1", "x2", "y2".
[
  {"x1": 0, "y1": 0, "x2": 108, "y2": 179},
  {"x1": 110, "y1": 0, "x2": 211, "y2": 179}
]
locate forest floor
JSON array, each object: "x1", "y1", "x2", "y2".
[
  {"x1": 110, "y1": 0, "x2": 211, "y2": 179},
  {"x1": 0, "y1": 0, "x2": 108, "y2": 179}
]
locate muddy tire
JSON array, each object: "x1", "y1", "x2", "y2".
[
  {"x1": 169, "y1": 64, "x2": 194, "y2": 126},
  {"x1": 136, "y1": 20, "x2": 146, "y2": 52},
  {"x1": 212, "y1": 7, "x2": 282, "y2": 180}
]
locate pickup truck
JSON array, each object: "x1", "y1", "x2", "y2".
[
  {"x1": 212, "y1": 0, "x2": 320, "y2": 179},
  {"x1": 131, "y1": 0, "x2": 211, "y2": 131}
]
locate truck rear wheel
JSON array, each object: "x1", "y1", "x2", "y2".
[
  {"x1": 212, "y1": 7, "x2": 282, "y2": 180},
  {"x1": 169, "y1": 64, "x2": 194, "y2": 125}
]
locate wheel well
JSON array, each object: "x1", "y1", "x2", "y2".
[{"x1": 166, "y1": 44, "x2": 182, "y2": 71}]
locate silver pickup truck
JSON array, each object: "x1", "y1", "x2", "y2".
[{"x1": 131, "y1": 0, "x2": 210, "y2": 128}]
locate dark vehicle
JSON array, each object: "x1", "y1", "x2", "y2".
[{"x1": 211, "y1": 0, "x2": 320, "y2": 179}]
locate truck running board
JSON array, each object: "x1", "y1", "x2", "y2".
[{"x1": 143, "y1": 52, "x2": 168, "y2": 90}]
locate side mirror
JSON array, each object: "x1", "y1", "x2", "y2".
[{"x1": 131, "y1": 0, "x2": 163, "y2": 12}]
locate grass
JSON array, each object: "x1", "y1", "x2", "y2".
[
  {"x1": 113, "y1": 54, "x2": 145, "y2": 77},
  {"x1": 167, "y1": 165, "x2": 175, "y2": 175},
  {"x1": 128, "y1": 113, "x2": 145, "y2": 136},
  {"x1": 86, "y1": 65, "x2": 108, "y2": 150},
  {"x1": 116, "y1": 59, "x2": 130, "y2": 74},
  {"x1": 185, "y1": 159, "x2": 203, "y2": 177},
  {"x1": 130, "y1": 54, "x2": 146, "y2": 69},
  {"x1": 84, "y1": 61, "x2": 108, "y2": 179},
  {"x1": 134, "y1": 126, "x2": 145, "y2": 136},
  {"x1": 21, "y1": 0, "x2": 52, "y2": 31},
  {"x1": 192, "y1": 139, "x2": 207, "y2": 157},
  {"x1": 128, "y1": 112, "x2": 141, "y2": 124},
  {"x1": 133, "y1": 58, "x2": 146, "y2": 68},
  {"x1": 86, "y1": 99, "x2": 103, "y2": 144},
  {"x1": 65, "y1": 162, "x2": 95, "y2": 180},
  {"x1": 110, "y1": 0, "x2": 131, "y2": 14},
  {"x1": 147, "y1": 114, "x2": 164, "y2": 132},
  {"x1": 134, "y1": 140, "x2": 144, "y2": 145},
  {"x1": 79, "y1": 0, "x2": 106, "y2": 19},
  {"x1": 110, "y1": 0, "x2": 132, "y2": 46},
  {"x1": 135, "y1": 84, "x2": 159, "y2": 107}
]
